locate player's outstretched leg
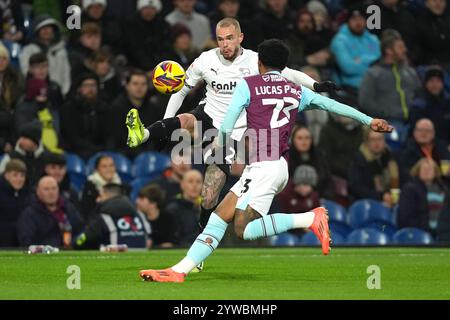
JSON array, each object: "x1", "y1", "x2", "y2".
[
  {"x1": 126, "y1": 108, "x2": 146, "y2": 148},
  {"x1": 242, "y1": 207, "x2": 331, "y2": 255}
]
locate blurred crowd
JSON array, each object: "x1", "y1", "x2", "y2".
[{"x1": 1, "y1": 0, "x2": 450, "y2": 249}]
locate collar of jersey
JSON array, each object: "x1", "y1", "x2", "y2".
[{"x1": 265, "y1": 71, "x2": 281, "y2": 75}]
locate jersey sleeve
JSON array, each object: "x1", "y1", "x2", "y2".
[
  {"x1": 281, "y1": 67, "x2": 316, "y2": 90},
  {"x1": 300, "y1": 86, "x2": 373, "y2": 126},
  {"x1": 218, "y1": 79, "x2": 250, "y2": 146},
  {"x1": 184, "y1": 54, "x2": 205, "y2": 88}
]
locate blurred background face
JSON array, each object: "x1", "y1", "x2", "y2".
[
  {"x1": 426, "y1": 77, "x2": 444, "y2": 96},
  {"x1": 87, "y1": 4, "x2": 105, "y2": 19},
  {"x1": 366, "y1": 131, "x2": 386, "y2": 155},
  {"x1": 30, "y1": 62, "x2": 49, "y2": 80},
  {"x1": 294, "y1": 184, "x2": 312, "y2": 197},
  {"x1": 126, "y1": 75, "x2": 148, "y2": 100},
  {"x1": 96, "y1": 157, "x2": 116, "y2": 182},
  {"x1": 388, "y1": 39, "x2": 408, "y2": 63},
  {"x1": 37, "y1": 177, "x2": 59, "y2": 206},
  {"x1": 426, "y1": 0, "x2": 446, "y2": 15},
  {"x1": 175, "y1": 34, "x2": 192, "y2": 51},
  {"x1": 382, "y1": 0, "x2": 399, "y2": 8},
  {"x1": 80, "y1": 33, "x2": 101, "y2": 51},
  {"x1": 18, "y1": 137, "x2": 38, "y2": 152},
  {"x1": 348, "y1": 15, "x2": 366, "y2": 35},
  {"x1": 171, "y1": 155, "x2": 192, "y2": 179},
  {"x1": 220, "y1": 0, "x2": 239, "y2": 17},
  {"x1": 0, "y1": 56, "x2": 9, "y2": 72},
  {"x1": 297, "y1": 13, "x2": 314, "y2": 34},
  {"x1": 140, "y1": 7, "x2": 157, "y2": 21},
  {"x1": 136, "y1": 197, "x2": 151, "y2": 213},
  {"x1": 419, "y1": 160, "x2": 436, "y2": 182},
  {"x1": 267, "y1": 0, "x2": 287, "y2": 15},
  {"x1": 45, "y1": 164, "x2": 67, "y2": 184},
  {"x1": 94, "y1": 60, "x2": 110, "y2": 77},
  {"x1": 293, "y1": 127, "x2": 312, "y2": 153},
  {"x1": 181, "y1": 170, "x2": 203, "y2": 200},
  {"x1": 4, "y1": 171, "x2": 26, "y2": 191},
  {"x1": 38, "y1": 26, "x2": 54, "y2": 43},
  {"x1": 79, "y1": 79, "x2": 98, "y2": 100},
  {"x1": 414, "y1": 120, "x2": 435, "y2": 145},
  {"x1": 216, "y1": 24, "x2": 243, "y2": 61},
  {"x1": 175, "y1": 0, "x2": 196, "y2": 14}
]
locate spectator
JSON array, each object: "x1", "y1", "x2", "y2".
[
  {"x1": 0, "y1": 42, "x2": 23, "y2": 152},
  {"x1": 166, "y1": 169, "x2": 202, "y2": 246},
  {"x1": 277, "y1": 165, "x2": 321, "y2": 216},
  {"x1": 348, "y1": 128, "x2": 400, "y2": 207},
  {"x1": 43, "y1": 152, "x2": 80, "y2": 210},
  {"x1": 285, "y1": 9, "x2": 331, "y2": 69},
  {"x1": 417, "y1": 0, "x2": 450, "y2": 68},
  {"x1": 79, "y1": 0, "x2": 123, "y2": 53},
  {"x1": 401, "y1": 118, "x2": 450, "y2": 174},
  {"x1": 318, "y1": 114, "x2": 363, "y2": 204},
  {"x1": 398, "y1": 158, "x2": 448, "y2": 235},
  {"x1": 68, "y1": 22, "x2": 103, "y2": 80},
  {"x1": 81, "y1": 155, "x2": 126, "y2": 221},
  {"x1": 171, "y1": 23, "x2": 199, "y2": 69},
  {"x1": 0, "y1": 159, "x2": 29, "y2": 247},
  {"x1": 330, "y1": 5, "x2": 381, "y2": 90},
  {"x1": 373, "y1": 0, "x2": 417, "y2": 62},
  {"x1": 0, "y1": 120, "x2": 50, "y2": 187},
  {"x1": 60, "y1": 73, "x2": 111, "y2": 160},
  {"x1": 208, "y1": 0, "x2": 240, "y2": 38},
  {"x1": 288, "y1": 125, "x2": 332, "y2": 198},
  {"x1": 306, "y1": 0, "x2": 332, "y2": 33},
  {"x1": 75, "y1": 183, "x2": 150, "y2": 249},
  {"x1": 165, "y1": 0, "x2": 212, "y2": 51},
  {"x1": 153, "y1": 153, "x2": 192, "y2": 201},
  {"x1": 136, "y1": 184, "x2": 176, "y2": 248},
  {"x1": 410, "y1": 66, "x2": 450, "y2": 147},
  {"x1": 14, "y1": 53, "x2": 64, "y2": 154},
  {"x1": 111, "y1": 70, "x2": 162, "y2": 157},
  {"x1": 359, "y1": 29, "x2": 421, "y2": 124},
  {"x1": 253, "y1": 0, "x2": 295, "y2": 43},
  {"x1": 0, "y1": 0, "x2": 24, "y2": 42},
  {"x1": 90, "y1": 49, "x2": 122, "y2": 103},
  {"x1": 19, "y1": 15, "x2": 71, "y2": 95},
  {"x1": 123, "y1": 0, "x2": 175, "y2": 70},
  {"x1": 17, "y1": 176, "x2": 84, "y2": 248}
]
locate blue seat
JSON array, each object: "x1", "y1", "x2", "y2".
[
  {"x1": 65, "y1": 153, "x2": 86, "y2": 192},
  {"x1": 363, "y1": 221, "x2": 397, "y2": 239},
  {"x1": 2, "y1": 40, "x2": 22, "y2": 69},
  {"x1": 346, "y1": 228, "x2": 389, "y2": 245},
  {"x1": 393, "y1": 228, "x2": 434, "y2": 245},
  {"x1": 349, "y1": 199, "x2": 395, "y2": 229},
  {"x1": 322, "y1": 199, "x2": 348, "y2": 223},
  {"x1": 269, "y1": 233, "x2": 300, "y2": 246},
  {"x1": 385, "y1": 121, "x2": 409, "y2": 151},
  {"x1": 86, "y1": 152, "x2": 133, "y2": 183},
  {"x1": 330, "y1": 232, "x2": 346, "y2": 245},
  {"x1": 134, "y1": 152, "x2": 171, "y2": 178},
  {"x1": 329, "y1": 221, "x2": 353, "y2": 238},
  {"x1": 129, "y1": 177, "x2": 157, "y2": 202},
  {"x1": 300, "y1": 231, "x2": 320, "y2": 246}
]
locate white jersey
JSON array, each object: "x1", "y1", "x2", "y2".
[{"x1": 164, "y1": 47, "x2": 316, "y2": 140}]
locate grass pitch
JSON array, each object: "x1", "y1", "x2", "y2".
[{"x1": 0, "y1": 247, "x2": 449, "y2": 300}]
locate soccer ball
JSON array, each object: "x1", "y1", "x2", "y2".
[{"x1": 152, "y1": 60, "x2": 186, "y2": 94}]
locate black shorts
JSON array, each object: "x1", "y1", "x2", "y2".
[{"x1": 189, "y1": 102, "x2": 214, "y2": 132}]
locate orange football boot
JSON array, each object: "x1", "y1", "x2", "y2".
[
  {"x1": 309, "y1": 207, "x2": 331, "y2": 255},
  {"x1": 139, "y1": 268, "x2": 186, "y2": 283}
]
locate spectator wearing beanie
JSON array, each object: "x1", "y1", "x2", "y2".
[
  {"x1": 0, "y1": 42, "x2": 24, "y2": 153},
  {"x1": 60, "y1": 72, "x2": 112, "y2": 160},
  {"x1": 171, "y1": 23, "x2": 199, "y2": 69},
  {"x1": 277, "y1": 165, "x2": 321, "y2": 218},
  {"x1": 14, "y1": 52, "x2": 64, "y2": 154},
  {"x1": 410, "y1": 66, "x2": 450, "y2": 147},
  {"x1": 0, "y1": 159, "x2": 30, "y2": 247},
  {"x1": 19, "y1": 14, "x2": 71, "y2": 95},
  {"x1": 123, "y1": 0, "x2": 175, "y2": 70},
  {"x1": 0, "y1": 120, "x2": 50, "y2": 187}
]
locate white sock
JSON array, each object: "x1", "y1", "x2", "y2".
[
  {"x1": 172, "y1": 256, "x2": 198, "y2": 274},
  {"x1": 292, "y1": 211, "x2": 315, "y2": 228},
  {"x1": 142, "y1": 128, "x2": 150, "y2": 143}
]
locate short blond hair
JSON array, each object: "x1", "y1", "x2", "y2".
[
  {"x1": 410, "y1": 158, "x2": 441, "y2": 178},
  {"x1": 217, "y1": 17, "x2": 241, "y2": 33}
]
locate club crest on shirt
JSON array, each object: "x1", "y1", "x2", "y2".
[
  {"x1": 262, "y1": 75, "x2": 271, "y2": 82},
  {"x1": 239, "y1": 68, "x2": 251, "y2": 76}
]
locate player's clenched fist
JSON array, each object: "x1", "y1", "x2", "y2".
[{"x1": 370, "y1": 119, "x2": 394, "y2": 133}]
